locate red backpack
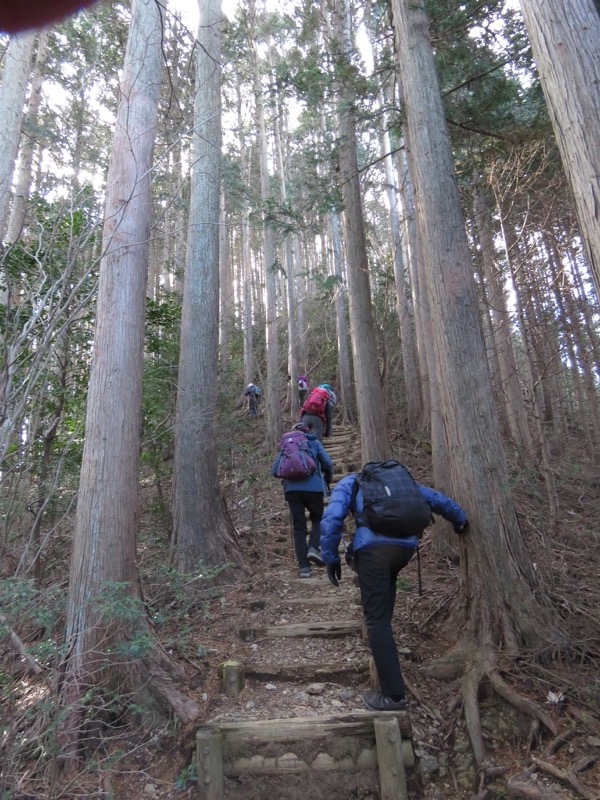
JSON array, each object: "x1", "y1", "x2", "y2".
[{"x1": 301, "y1": 387, "x2": 329, "y2": 421}]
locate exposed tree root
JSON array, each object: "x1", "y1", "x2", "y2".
[
  {"x1": 506, "y1": 777, "x2": 564, "y2": 800},
  {"x1": 530, "y1": 757, "x2": 597, "y2": 800},
  {"x1": 539, "y1": 726, "x2": 578, "y2": 758},
  {"x1": 423, "y1": 643, "x2": 557, "y2": 767},
  {"x1": 506, "y1": 750, "x2": 599, "y2": 800},
  {"x1": 139, "y1": 640, "x2": 201, "y2": 723},
  {"x1": 490, "y1": 672, "x2": 557, "y2": 735},
  {"x1": 56, "y1": 637, "x2": 200, "y2": 777}
]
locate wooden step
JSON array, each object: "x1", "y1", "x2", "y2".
[
  {"x1": 197, "y1": 712, "x2": 413, "y2": 800},
  {"x1": 239, "y1": 619, "x2": 362, "y2": 641},
  {"x1": 281, "y1": 596, "x2": 359, "y2": 606},
  {"x1": 244, "y1": 659, "x2": 368, "y2": 682}
]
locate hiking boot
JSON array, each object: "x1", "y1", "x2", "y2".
[
  {"x1": 299, "y1": 566, "x2": 313, "y2": 578},
  {"x1": 362, "y1": 690, "x2": 410, "y2": 712},
  {"x1": 307, "y1": 547, "x2": 325, "y2": 566}
]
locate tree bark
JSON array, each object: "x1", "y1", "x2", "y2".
[
  {"x1": 171, "y1": 0, "x2": 243, "y2": 573},
  {"x1": 391, "y1": 0, "x2": 564, "y2": 760},
  {"x1": 329, "y1": 211, "x2": 355, "y2": 422},
  {"x1": 273, "y1": 104, "x2": 301, "y2": 419},
  {"x1": 6, "y1": 30, "x2": 48, "y2": 245},
  {"x1": 253, "y1": 43, "x2": 283, "y2": 447},
  {"x1": 327, "y1": 0, "x2": 392, "y2": 462},
  {"x1": 473, "y1": 183, "x2": 534, "y2": 459},
  {"x1": 0, "y1": 30, "x2": 35, "y2": 244},
  {"x1": 219, "y1": 190, "x2": 234, "y2": 367},
  {"x1": 518, "y1": 0, "x2": 600, "y2": 297},
  {"x1": 60, "y1": 0, "x2": 199, "y2": 771},
  {"x1": 380, "y1": 122, "x2": 421, "y2": 427}
]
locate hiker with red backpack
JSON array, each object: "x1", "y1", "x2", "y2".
[
  {"x1": 320, "y1": 460, "x2": 468, "y2": 711},
  {"x1": 300, "y1": 383, "x2": 336, "y2": 441},
  {"x1": 272, "y1": 423, "x2": 334, "y2": 578}
]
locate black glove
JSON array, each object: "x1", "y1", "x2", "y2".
[
  {"x1": 326, "y1": 562, "x2": 342, "y2": 587},
  {"x1": 453, "y1": 520, "x2": 469, "y2": 534},
  {"x1": 344, "y1": 551, "x2": 356, "y2": 572}
]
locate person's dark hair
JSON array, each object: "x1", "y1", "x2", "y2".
[{"x1": 293, "y1": 422, "x2": 311, "y2": 433}]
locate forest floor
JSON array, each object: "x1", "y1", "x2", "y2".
[{"x1": 5, "y1": 411, "x2": 600, "y2": 799}]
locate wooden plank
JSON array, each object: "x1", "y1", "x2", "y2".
[
  {"x1": 374, "y1": 717, "x2": 409, "y2": 800},
  {"x1": 200, "y1": 710, "x2": 412, "y2": 742},
  {"x1": 240, "y1": 620, "x2": 361, "y2": 640},
  {"x1": 284, "y1": 580, "x2": 346, "y2": 588},
  {"x1": 196, "y1": 729, "x2": 224, "y2": 800},
  {"x1": 281, "y1": 596, "x2": 360, "y2": 605},
  {"x1": 227, "y1": 746, "x2": 378, "y2": 775},
  {"x1": 245, "y1": 660, "x2": 368, "y2": 681}
]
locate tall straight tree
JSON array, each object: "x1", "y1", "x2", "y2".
[
  {"x1": 329, "y1": 211, "x2": 355, "y2": 421},
  {"x1": 273, "y1": 104, "x2": 300, "y2": 417},
  {"x1": 6, "y1": 30, "x2": 48, "y2": 244},
  {"x1": 391, "y1": 0, "x2": 562, "y2": 763},
  {"x1": 235, "y1": 75, "x2": 255, "y2": 384},
  {"x1": 327, "y1": 0, "x2": 392, "y2": 462},
  {"x1": 473, "y1": 183, "x2": 534, "y2": 460},
  {"x1": 0, "y1": 30, "x2": 35, "y2": 244},
  {"x1": 252, "y1": 37, "x2": 283, "y2": 448},
  {"x1": 380, "y1": 121, "x2": 421, "y2": 425},
  {"x1": 171, "y1": 0, "x2": 242, "y2": 572},
  {"x1": 219, "y1": 190, "x2": 234, "y2": 366},
  {"x1": 518, "y1": 0, "x2": 600, "y2": 297},
  {"x1": 60, "y1": 0, "x2": 198, "y2": 769}
]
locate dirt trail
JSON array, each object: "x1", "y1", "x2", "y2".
[{"x1": 195, "y1": 425, "x2": 419, "y2": 798}]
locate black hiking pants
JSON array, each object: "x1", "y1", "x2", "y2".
[
  {"x1": 285, "y1": 490, "x2": 324, "y2": 569},
  {"x1": 355, "y1": 544, "x2": 415, "y2": 698}
]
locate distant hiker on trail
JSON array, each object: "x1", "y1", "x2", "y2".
[
  {"x1": 272, "y1": 423, "x2": 334, "y2": 579},
  {"x1": 244, "y1": 383, "x2": 262, "y2": 418},
  {"x1": 298, "y1": 375, "x2": 309, "y2": 405},
  {"x1": 320, "y1": 460, "x2": 468, "y2": 712},
  {"x1": 300, "y1": 383, "x2": 336, "y2": 442}
]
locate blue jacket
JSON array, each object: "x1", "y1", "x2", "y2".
[
  {"x1": 320, "y1": 473, "x2": 468, "y2": 564},
  {"x1": 271, "y1": 433, "x2": 334, "y2": 494}
]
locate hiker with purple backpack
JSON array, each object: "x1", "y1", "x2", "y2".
[{"x1": 272, "y1": 423, "x2": 334, "y2": 578}]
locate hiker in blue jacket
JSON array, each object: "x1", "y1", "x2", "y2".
[
  {"x1": 272, "y1": 423, "x2": 334, "y2": 578},
  {"x1": 320, "y1": 468, "x2": 468, "y2": 712}
]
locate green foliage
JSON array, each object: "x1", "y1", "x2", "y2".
[
  {"x1": 0, "y1": 191, "x2": 100, "y2": 543},
  {"x1": 396, "y1": 575, "x2": 412, "y2": 592},
  {"x1": 141, "y1": 293, "x2": 181, "y2": 470},
  {"x1": 96, "y1": 582, "x2": 153, "y2": 659},
  {"x1": 176, "y1": 762, "x2": 198, "y2": 790},
  {"x1": 97, "y1": 582, "x2": 148, "y2": 624},
  {"x1": 0, "y1": 578, "x2": 65, "y2": 638},
  {"x1": 145, "y1": 296, "x2": 182, "y2": 353}
]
